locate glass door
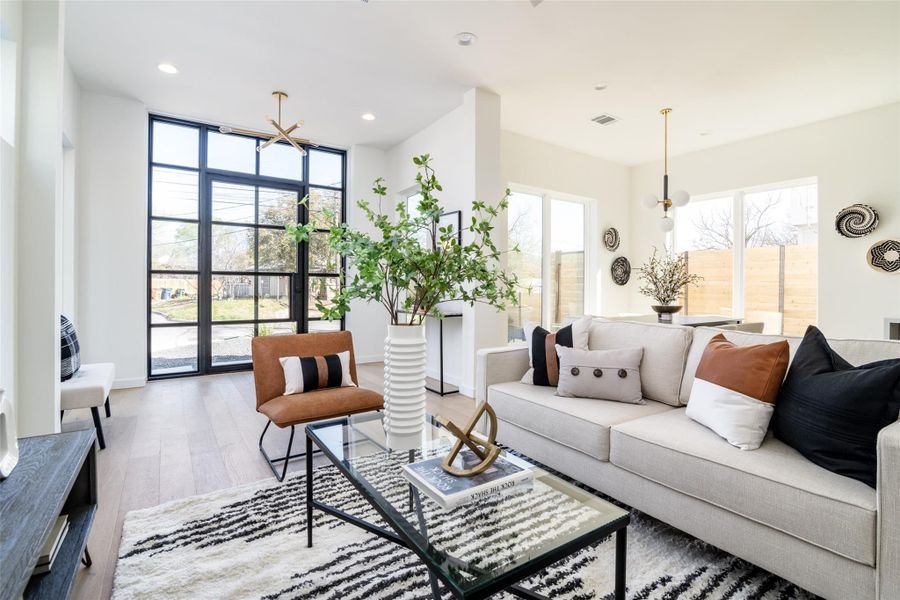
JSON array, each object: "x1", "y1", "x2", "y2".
[
  {"x1": 205, "y1": 177, "x2": 302, "y2": 370},
  {"x1": 148, "y1": 115, "x2": 347, "y2": 379}
]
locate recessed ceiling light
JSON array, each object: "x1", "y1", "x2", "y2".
[
  {"x1": 361, "y1": 113, "x2": 376, "y2": 121},
  {"x1": 455, "y1": 32, "x2": 477, "y2": 47},
  {"x1": 699, "y1": 130, "x2": 712, "y2": 137},
  {"x1": 157, "y1": 63, "x2": 178, "y2": 74},
  {"x1": 594, "y1": 82, "x2": 609, "y2": 91}
]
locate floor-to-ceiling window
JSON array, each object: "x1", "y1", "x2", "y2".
[
  {"x1": 507, "y1": 189, "x2": 589, "y2": 341},
  {"x1": 148, "y1": 116, "x2": 345, "y2": 378},
  {"x1": 674, "y1": 178, "x2": 818, "y2": 335}
]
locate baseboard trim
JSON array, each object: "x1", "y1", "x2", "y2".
[
  {"x1": 113, "y1": 377, "x2": 146, "y2": 390},
  {"x1": 355, "y1": 354, "x2": 384, "y2": 364}
]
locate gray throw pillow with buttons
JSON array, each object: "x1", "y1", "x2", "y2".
[{"x1": 555, "y1": 345, "x2": 644, "y2": 404}]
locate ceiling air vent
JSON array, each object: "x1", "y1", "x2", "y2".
[{"x1": 591, "y1": 114, "x2": 619, "y2": 126}]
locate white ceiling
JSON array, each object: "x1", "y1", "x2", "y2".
[{"x1": 65, "y1": 1, "x2": 900, "y2": 166}]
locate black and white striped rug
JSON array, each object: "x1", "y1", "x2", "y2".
[{"x1": 113, "y1": 456, "x2": 817, "y2": 600}]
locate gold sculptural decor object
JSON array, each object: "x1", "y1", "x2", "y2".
[{"x1": 435, "y1": 400, "x2": 501, "y2": 477}]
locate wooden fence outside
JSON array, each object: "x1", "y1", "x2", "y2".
[{"x1": 682, "y1": 245, "x2": 817, "y2": 336}]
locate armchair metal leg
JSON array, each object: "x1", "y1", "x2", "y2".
[
  {"x1": 90, "y1": 406, "x2": 106, "y2": 450},
  {"x1": 259, "y1": 421, "x2": 307, "y2": 482},
  {"x1": 105, "y1": 396, "x2": 111, "y2": 418},
  {"x1": 257, "y1": 415, "x2": 375, "y2": 482}
]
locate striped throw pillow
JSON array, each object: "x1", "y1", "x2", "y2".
[
  {"x1": 279, "y1": 351, "x2": 355, "y2": 395},
  {"x1": 521, "y1": 316, "x2": 591, "y2": 386},
  {"x1": 685, "y1": 334, "x2": 789, "y2": 450}
]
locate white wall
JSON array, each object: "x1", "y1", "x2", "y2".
[
  {"x1": 628, "y1": 102, "x2": 900, "y2": 339},
  {"x1": 501, "y1": 130, "x2": 633, "y2": 316},
  {"x1": 78, "y1": 91, "x2": 148, "y2": 388},
  {"x1": 345, "y1": 144, "x2": 390, "y2": 363},
  {"x1": 386, "y1": 89, "x2": 504, "y2": 395}
]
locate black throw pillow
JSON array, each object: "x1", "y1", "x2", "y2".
[{"x1": 772, "y1": 326, "x2": 900, "y2": 487}]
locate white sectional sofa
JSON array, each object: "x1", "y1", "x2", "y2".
[{"x1": 475, "y1": 319, "x2": 900, "y2": 600}]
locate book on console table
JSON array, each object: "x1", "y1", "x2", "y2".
[{"x1": 402, "y1": 450, "x2": 534, "y2": 510}]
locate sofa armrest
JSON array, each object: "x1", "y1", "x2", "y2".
[
  {"x1": 878, "y1": 419, "x2": 900, "y2": 598},
  {"x1": 475, "y1": 344, "x2": 529, "y2": 402}
]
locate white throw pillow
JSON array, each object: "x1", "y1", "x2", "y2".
[
  {"x1": 685, "y1": 334, "x2": 790, "y2": 450},
  {"x1": 555, "y1": 345, "x2": 644, "y2": 404},
  {"x1": 279, "y1": 350, "x2": 355, "y2": 395}
]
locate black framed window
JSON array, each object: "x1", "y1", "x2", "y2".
[{"x1": 147, "y1": 115, "x2": 346, "y2": 378}]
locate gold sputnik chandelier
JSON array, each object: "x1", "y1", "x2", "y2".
[{"x1": 218, "y1": 91, "x2": 309, "y2": 155}]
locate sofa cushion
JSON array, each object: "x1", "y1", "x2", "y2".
[
  {"x1": 610, "y1": 408, "x2": 877, "y2": 565},
  {"x1": 258, "y1": 387, "x2": 383, "y2": 427},
  {"x1": 488, "y1": 381, "x2": 673, "y2": 461},
  {"x1": 828, "y1": 336, "x2": 900, "y2": 365},
  {"x1": 680, "y1": 326, "x2": 900, "y2": 404},
  {"x1": 588, "y1": 319, "x2": 693, "y2": 406}
]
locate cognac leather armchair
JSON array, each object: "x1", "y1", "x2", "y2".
[{"x1": 251, "y1": 331, "x2": 383, "y2": 481}]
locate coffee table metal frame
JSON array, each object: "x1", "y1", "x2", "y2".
[{"x1": 304, "y1": 416, "x2": 629, "y2": 600}]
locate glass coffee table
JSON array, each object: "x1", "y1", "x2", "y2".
[{"x1": 304, "y1": 411, "x2": 629, "y2": 600}]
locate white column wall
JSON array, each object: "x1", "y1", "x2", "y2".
[
  {"x1": 15, "y1": 0, "x2": 65, "y2": 436},
  {"x1": 469, "y1": 89, "x2": 507, "y2": 388},
  {"x1": 61, "y1": 60, "x2": 80, "y2": 319},
  {"x1": 345, "y1": 144, "x2": 390, "y2": 363},
  {"x1": 0, "y1": 0, "x2": 23, "y2": 422},
  {"x1": 387, "y1": 88, "x2": 503, "y2": 396}
]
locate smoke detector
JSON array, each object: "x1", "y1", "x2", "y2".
[
  {"x1": 455, "y1": 32, "x2": 478, "y2": 47},
  {"x1": 591, "y1": 114, "x2": 619, "y2": 126}
]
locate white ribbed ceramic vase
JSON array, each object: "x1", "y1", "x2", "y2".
[
  {"x1": 0, "y1": 389, "x2": 19, "y2": 479},
  {"x1": 383, "y1": 324, "x2": 427, "y2": 435}
]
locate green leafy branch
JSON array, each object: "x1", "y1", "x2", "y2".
[{"x1": 285, "y1": 154, "x2": 520, "y2": 326}]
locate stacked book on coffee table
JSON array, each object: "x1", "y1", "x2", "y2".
[{"x1": 402, "y1": 450, "x2": 534, "y2": 509}]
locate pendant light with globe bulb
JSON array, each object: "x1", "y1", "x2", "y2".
[{"x1": 641, "y1": 108, "x2": 689, "y2": 231}]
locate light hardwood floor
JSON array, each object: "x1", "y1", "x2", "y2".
[{"x1": 64, "y1": 363, "x2": 476, "y2": 600}]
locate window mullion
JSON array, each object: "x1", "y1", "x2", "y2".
[
  {"x1": 541, "y1": 194, "x2": 552, "y2": 329},
  {"x1": 733, "y1": 191, "x2": 746, "y2": 320},
  {"x1": 584, "y1": 199, "x2": 595, "y2": 316}
]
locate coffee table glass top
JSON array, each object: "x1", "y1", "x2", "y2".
[{"x1": 306, "y1": 412, "x2": 628, "y2": 597}]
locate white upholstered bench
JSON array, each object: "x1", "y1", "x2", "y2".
[{"x1": 60, "y1": 363, "x2": 115, "y2": 449}]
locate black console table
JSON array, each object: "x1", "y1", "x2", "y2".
[
  {"x1": 398, "y1": 310, "x2": 462, "y2": 396},
  {"x1": 0, "y1": 429, "x2": 97, "y2": 600}
]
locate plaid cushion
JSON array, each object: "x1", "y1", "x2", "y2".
[{"x1": 60, "y1": 315, "x2": 81, "y2": 381}]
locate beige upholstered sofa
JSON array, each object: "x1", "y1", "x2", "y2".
[{"x1": 476, "y1": 319, "x2": 900, "y2": 600}]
